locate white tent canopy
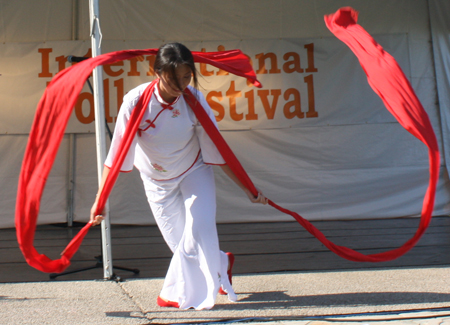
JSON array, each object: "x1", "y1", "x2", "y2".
[{"x1": 0, "y1": 0, "x2": 449, "y2": 228}]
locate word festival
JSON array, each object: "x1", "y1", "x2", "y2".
[{"x1": 38, "y1": 44, "x2": 319, "y2": 125}]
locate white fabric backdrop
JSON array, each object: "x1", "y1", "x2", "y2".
[
  {"x1": 429, "y1": 0, "x2": 450, "y2": 177},
  {"x1": 0, "y1": 0, "x2": 449, "y2": 228}
]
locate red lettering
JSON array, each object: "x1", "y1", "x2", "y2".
[
  {"x1": 38, "y1": 48, "x2": 53, "y2": 78},
  {"x1": 244, "y1": 90, "x2": 258, "y2": 120},
  {"x1": 146, "y1": 56, "x2": 156, "y2": 76},
  {"x1": 55, "y1": 55, "x2": 68, "y2": 73},
  {"x1": 206, "y1": 91, "x2": 225, "y2": 122},
  {"x1": 304, "y1": 43, "x2": 318, "y2": 73},
  {"x1": 282, "y1": 52, "x2": 304, "y2": 73},
  {"x1": 128, "y1": 57, "x2": 141, "y2": 76},
  {"x1": 304, "y1": 74, "x2": 318, "y2": 118},
  {"x1": 75, "y1": 91, "x2": 94, "y2": 124},
  {"x1": 226, "y1": 81, "x2": 243, "y2": 121},
  {"x1": 255, "y1": 52, "x2": 281, "y2": 74},
  {"x1": 103, "y1": 79, "x2": 113, "y2": 123},
  {"x1": 283, "y1": 88, "x2": 303, "y2": 119},
  {"x1": 114, "y1": 78, "x2": 124, "y2": 119},
  {"x1": 258, "y1": 89, "x2": 282, "y2": 119}
]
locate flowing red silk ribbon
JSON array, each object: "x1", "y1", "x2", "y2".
[
  {"x1": 16, "y1": 6, "x2": 439, "y2": 273},
  {"x1": 188, "y1": 8, "x2": 439, "y2": 263},
  {"x1": 184, "y1": 7, "x2": 439, "y2": 263},
  {"x1": 15, "y1": 49, "x2": 261, "y2": 273},
  {"x1": 321, "y1": 8, "x2": 440, "y2": 261}
]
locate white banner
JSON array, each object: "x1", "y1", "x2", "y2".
[
  {"x1": 429, "y1": 0, "x2": 450, "y2": 175},
  {"x1": 0, "y1": 36, "x2": 408, "y2": 134}
]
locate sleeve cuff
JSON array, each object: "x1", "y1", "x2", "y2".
[
  {"x1": 204, "y1": 162, "x2": 227, "y2": 166},
  {"x1": 103, "y1": 163, "x2": 133, "y2": 173}
]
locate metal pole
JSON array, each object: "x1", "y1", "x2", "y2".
[
  {"x1": 67, "y1": 0, "x2": 79, "y2": 227},
  {"x1": 67, "y1": 133, "x2": 75, "y2": 227},
  {"x1": 89, "y1": 0, "x2": 114, "y2": 280}
]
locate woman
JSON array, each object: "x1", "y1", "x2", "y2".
[{"x1": 90, "y1": 43, "x2": 267, "y2": 310}]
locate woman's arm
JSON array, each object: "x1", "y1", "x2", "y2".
[
  {"x1": 89, "y1": 166, "x2": 111, "y2": 226},
  {"x1": 219, "y1": 164, "x2": 268, "y2": 205}
]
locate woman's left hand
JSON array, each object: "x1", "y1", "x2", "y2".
[
  {"x1": 246, "y1": 188, "x2": 269, "y2": 205},
  {"x1": 219, "y1": 165, "x2": 268, "y2": 205}
]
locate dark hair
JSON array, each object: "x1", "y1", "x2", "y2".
[{"x1": 154, "y1": 43, "x2": 198, "y2": 92}]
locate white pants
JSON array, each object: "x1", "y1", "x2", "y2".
[{"x1": 141, "y1": 161, "x2": 236, "y2": 309}]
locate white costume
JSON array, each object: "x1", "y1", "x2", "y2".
[{"x1": 105, "y1": 82, "x2": 237, "y2": 309}]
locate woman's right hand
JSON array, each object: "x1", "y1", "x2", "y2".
[
  {"x1": 90, "y1": 198, "x2": 105, "y2": 226},
  {"x1": 90, "y1": 167, "x2": 111, "y2": 226}
]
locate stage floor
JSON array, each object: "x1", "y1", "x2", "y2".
[{"x1": 1, "y1": 216, "x2": 449, "y2": 283}]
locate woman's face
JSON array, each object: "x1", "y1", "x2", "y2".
[{"x1": 158, "y1": 64, "x2": 192, "y2": 102}]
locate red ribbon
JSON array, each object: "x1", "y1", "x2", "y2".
[
  {"x1": 15, "y1": 49, "x2": 261, "y2": 273},
  {"x1": 16, "y1": 6, "x2": 439, "y2": 273},
  {"x1": 321, "y1": 8, "x2": 439, "y2": 261}
]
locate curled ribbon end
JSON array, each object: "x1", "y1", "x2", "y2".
[{"x1": 325, "y1": 7, "x2": 359, "y2": 30}]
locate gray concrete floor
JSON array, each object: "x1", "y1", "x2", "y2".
[
  {"x1": 2, "y1": 267, "x2": 450, "y2": 324},
  {"x1": 2, "y1": 218, "x2": 450, "y2": 324}
]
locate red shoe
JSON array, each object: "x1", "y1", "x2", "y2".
[
  {"x1": 219, "y1": 252, "x2": 235, "y2": 295},
  {"x1": 157, "y1": 296, "x2": 179, "y2": 308}
]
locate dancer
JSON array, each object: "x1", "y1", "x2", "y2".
[{"x1": 90, "y1": 43, "x2": 267, "y2": 310}]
